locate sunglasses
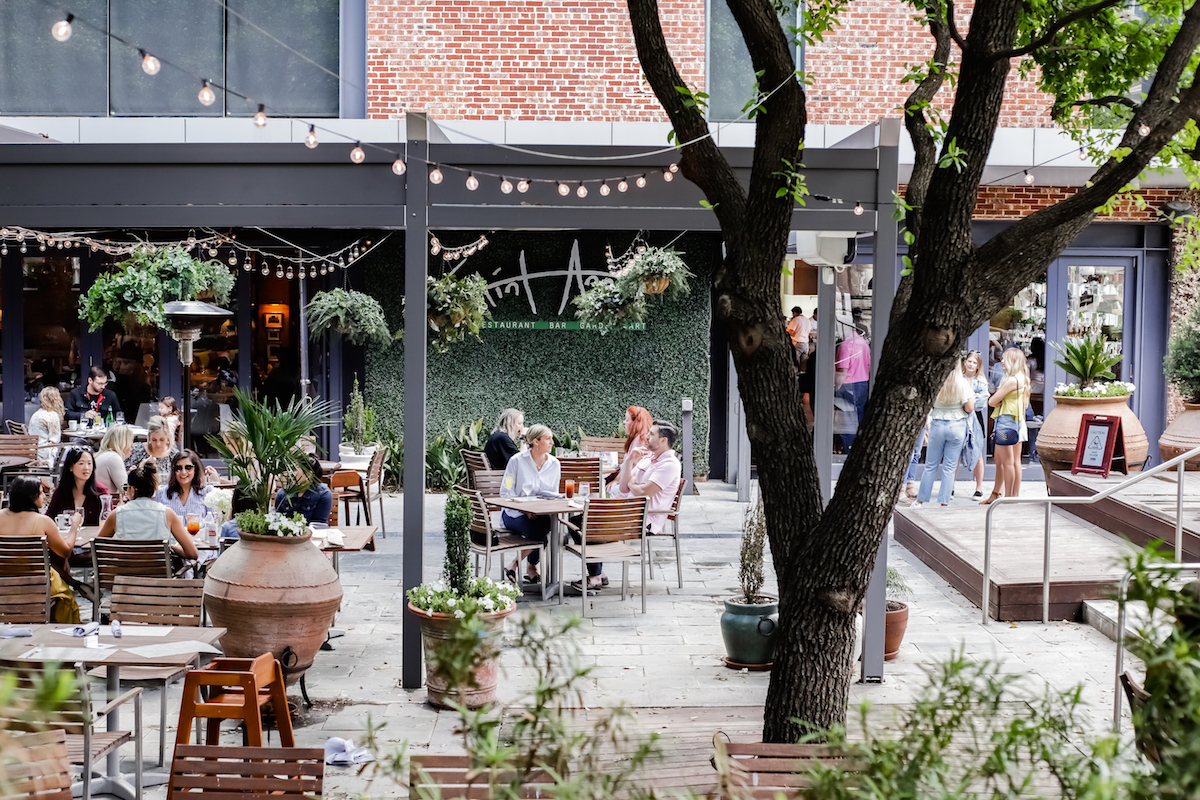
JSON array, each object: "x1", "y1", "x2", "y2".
[
  {"x1": 69, "y1": 446, "x2": 93, "y2": 454},
  {"x1": 174, "y1": 464, "x2": 196, "y2": 472}
]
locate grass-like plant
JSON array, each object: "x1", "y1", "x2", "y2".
[
  {"x1": 739, "y1": 494, "x2": 768, "y2": 603},
  {"x1": 207, "y1": 389, "x2": 333, "y2": 516},
  {"x1": 1052, "y1": 333, "x2": 1122, "y2": 389}
]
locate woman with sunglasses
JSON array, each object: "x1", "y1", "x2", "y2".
[
  {"x1": 96, "y1": 460, "x2": 198, "y2": 559},
  {"x1": 45, "y1": 445, "x2": 103, "y2": 525},
  {"x1": 155, "y1": 449, "x2": 221, "y2": 520}
]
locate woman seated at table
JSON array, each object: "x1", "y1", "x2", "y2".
[
  {"x1": 29, "y1": 386, "x2": 64, "y2": 467},
  {"x1": 484, "y1": 408, "x2": 524, "y2": 470},
  {"x1": 0, "y1": 476, "x2": 82, "y2": 622},
  {"x1": 95, "y1": 424, "x2": 135, "y2": 496},
  {"x1": 126, "y1": 415, "x2": 179, "y2": 488},
  {"x1": 45, "y1": 445, "x2": 103, "y2": 525},
  {"x1": 274, "y1": 453, "x2": 332, "y2": 525},
  {"x1": 500, "y1": 424, "x2": 560, "y2": 585},
  {"x1": 155, "y1": 449, "x2": 221, "y2": 520},
  {"x1": 605, "y1": 406, "x2": 653, "y2": 489},
  {"x1": 96, "y1": 460, "x2": 199, "y2": 559}
]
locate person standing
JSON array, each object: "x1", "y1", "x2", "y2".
[
  {"x1": 64, "y1": 366, "x2": 122, "y2": 424},
  {"x1": 786, "y1": 307, "x2": 811, "y2": 357},
  {"x1": 962, "y1": 351, "x2": 989, "y2": 499},
  {"x1": 835, "y1": 326, "x2": 871, "y2": 449},
  {"x1": 912, "y1": 362, "x2": 974, "y2": 507},
  {"x1": 982, "y1": 348, "x2": 1030, "y2": 505},
  {"x1": 483, "y1": 408, "x2": 524, "y2": 470}
]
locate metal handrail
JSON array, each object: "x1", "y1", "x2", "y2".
[
  {"x1": 1112, "y1": 562, "x2": 1200, "y2": 732},
  {"x1": 982, "y1": 443, "x2": 1200, "y2": 626}
]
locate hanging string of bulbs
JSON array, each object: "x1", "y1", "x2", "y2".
[{"x1": 429, "y1": 233, "x2": 489, "y2": 261}]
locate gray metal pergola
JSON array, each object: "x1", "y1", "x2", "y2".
[{"x1": 0, "y1": 114, "x2": 900, "y2": 687}]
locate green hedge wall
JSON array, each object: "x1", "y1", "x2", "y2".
[{"x1": 363, "y1": 230, "x2": 715, "y2": 474}]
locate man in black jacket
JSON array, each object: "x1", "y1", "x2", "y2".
[{"x1": 65, "y1": 366, "x2": 122, "y2": 423}]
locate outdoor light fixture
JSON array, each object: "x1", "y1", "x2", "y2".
[
  {"x1": 350, "y1": 143, "x2": 366, "y2": 164},
  {"x1": 392, "y1": 158, "x2": 406, "y2": 176},
  {"x1": 854, "y1": 202, "x2": 864, "y2": 216},
  {"x1": 1023, "y1": 171, "x2": 1035, "y2": 184},
  {"x1": 557, "y1": 182, "x2": 570, "y2": 196},
  {"x1": 1161, "y1": 200, "x2": 1196, "y2": 223},
  {"x1": 162, "y1": 301, "x2": 232, "y2": 449},
  {"x1": 305, "y1": 125, "x2": 319, "y2": 149},
  {"x1": 618, "y1": 180, "x2": 629, "y2": 192},
  {"x1": 1138, "y1": 123, "x2": 1151, "y2": 136},
  {"x1": 253, "y1": 105, "x2": 267, "y2": 127},
  {"x1": 517, "y1": 180, "x2": 529, "y2": 193},
  {"x1": 599, "y1": 182, "x2": 610, "y2": 196},
  {"x1": 500, "y1": 178, "x2": 513, "y2": 194},
  {"x1": 51, "y1": 15, "x2": 73, "y2": 41},
  {"x1": 662, "y1": 170, "x2": 673, "y2": 182},
  {"x1": 466, "y1": 173, "x2": 479, "y2": 190},
  {"x1": 669, "y1": 163, "x2": 679, "y2": 173},
  {"x1": 198, "y1": 80, "x2": 216, "y2": 106},
  {"x1": 140, "y1": 50, "x2": 161, "y2": 75},
  {"x1": 576, "y1": 183, "x2": 588, "y2": 198},
  {"x1": 636, "y1": 175, "x2": 648, "y2": 189},
  {"x1": 429, "y1": 167, "x2": 443, "y2": 184}
]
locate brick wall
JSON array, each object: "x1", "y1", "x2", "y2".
[{"x1": 970, "y1": 186, "x2": 1179, "y2": 222}]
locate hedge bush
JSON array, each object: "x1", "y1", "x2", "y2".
[{"x1": 363, "y1": 230, "x2": 714, "y2": 475}]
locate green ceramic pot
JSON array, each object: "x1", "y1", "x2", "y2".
[{"x1": 720, "y1": 596, "x2": 778, "y2": 665}]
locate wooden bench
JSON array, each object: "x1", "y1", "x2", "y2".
[
  {"x1": 1, "y1": 730, "x2": 71, "y2": 800},
  {"x1": 409, "y1": 754, "x2": 553, "y2": 799},
  {"x1": 167, "y1": 745, "x2": 324, "y2": 797},
  {"x1": 711, "y1": 733, "x2": 863, "y2": 799}
]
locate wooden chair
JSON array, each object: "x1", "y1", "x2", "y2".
[
  {"x1": 457, "y1": 485, "x2": 544, "y2": 589},
  {"x1": 336, "y1": 449, "x2": 387, "y2": 535},
  {"x1": 0, "y1": 536, "x2": 52, "y2": 623},
  {"x1": 646, "y1": 478, "x2": 687, "y2": 588},
  {"x1": 175, "y1": 654, "x2": 295, "y2": 749},
  {"x1": 0, "y1": 435, "x2": 42, "y2": 494},
  {"x1": 1121, "y1": 671, "x2": 1162, "y2": 764},
  {"x1": 461, "y1": 449, "x2": 490, "y2": 489},
  {"x1": 560, "y1": 497, "x2": 648, "y2": 617},
  {"x1": 0, "y1": 660, "x2": 143, "y2": 800},
  {"x1": 90, "y1": 538, "x2": 172, "y2": 622},
  {"x1": 6, "y1": 420, "x2": 28, "y2": 435},
  {"x1": 328, "y1": 470, "x2": 362, "y2": 526},
  {"x1": 168, "y1": 745, "x2": 324, "y2": 798},
  {"x1": 580, "y1": 435, "x2": 626, "y2": 463},
  {"x1": 88, "y1": 576, "x2": 204, "y2": 768},
  {"x1": 558, "y1": 456, "x2": 603, "y2": 497},
  {"x1": 1, "y1": 730, "x2": 71, "y2": 800},
  {"x1": 710, "y1": 732, "x2": 863, "y2": 799},
  {"x1": 410, "y1": 753, "x2": 551, "y2": 799}
]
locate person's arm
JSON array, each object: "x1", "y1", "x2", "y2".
[
  {"x1": 63, "y1": 389, "x2": 85, "y2": 422},
  {"x1": 313, "y1": 486, "x2": 333, "y2": 526},
  {"x1": 96, "y1": 510, "x2": 117, "y2": 539},
  {"x1": 617, "y1": 447, "x2": 648, "y2": 494},
  {"x1": 107, "y1": 391, "x2": 122, "y2": 413},
  {"x1": 165, "y1": 508, "x2": 199, "y2": 559},
  {"x1": 40, "y1": 514, "x2": 78, "y2": 560},
  {"x1": 499, "y1": 434, "x2": 519, "y2": 463},
  {"x1": 989, "y1": 376, "x2": 1017, "y2": 407}
]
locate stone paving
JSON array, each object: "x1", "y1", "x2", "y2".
[{"x1": 138, "y1": 477, "x2": 1136, "y2": 799}]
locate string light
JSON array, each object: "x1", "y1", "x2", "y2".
[
  {"x1": 854, "y1": 202, "x2": 864, "y2": 216},
  {"x1": 1138, "y1": 123, "x2": 1151, "y2": 136},
  {"x1": 662, "y1": 170, "x2": 673, "y2": 182},
  {"x1": 618, "y1": 180, "x2": 629, "y2": 193},
  {"x1": 253, "y1": 105, "x2": 267, "y2": 127},
  {"x1": 1079, "y1": 147, "x2": 1086, "y2": 161},
  {"x1": 576, "y1": 183, "x2": 588, "y2": 198},
  {"x1": 669, "y1": 163, "x2": 679, "y2": 173},
  {"x1": 305, "y1": 125, "x2": 319, "y2": 149},
  {"x1": 51, "y1": 15, "x2": 74, "y2": 42},
  {"x1": 599, "y1": 181, "x2": 610, "y2": 196},
  {"x1": 1023, "y1": 170, "x2": 1035, "y2": 184},
  {"x1": 500, "y1": 178, "x2": 513, "y2": 194},
  {"x1": 429, "y1": 167, "x2": 443, "y2": 184},
  {"x1": 430, "y1": 234, "x2": 488, "y2": 261},
  {"x1": 466, "y1": 173, "x2": 479, "y2": 191},
  {"x1": 392, "y1": 158, "x2": 406, "y2": 176},
  {"x1": 636, "y1": 175, "x2": 648, "y2": 189},
  {"x1": 430, "y1": 237, "x2": 441, "y2": 256},
  {"x1": 285, "y1": 267, "x2": 294, "y2": 279},
  {"x1": 517, "y1": 180, "x2": 529, "y2": 193},
  {"x1": 350, "y1": 142, "x2": 366, "y2": 164},
  {"x1": 557, "y1": 182, "x2": 570, "y2": 196},
  {"x1": 260, "y1": 264, "x2": 270, "y2": 276},
  {"x1": 139, "y1": 50, "x2": 161, "y2": 75},
  {"x1": 198, "y1": 80, "x2": 216, "y2": 106}
]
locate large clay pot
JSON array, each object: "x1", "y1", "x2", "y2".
[
  {"x1": 1160, "y1": 402, "x2": 1200, "y2": 469},
  {"x1": 884, "y1": 601, "x2": 909, "y2": 661},
  {"x1": 409, "y1": 601, "x2": 514, "y2": 708},
  {"x1": 720, "y1": 596, "x2": 778, "y2": 666},
  {"x1": 204, "y1": 531, "x2": 343, "y2": 686},
  {"x1": 1038, "y1": 394, "x2": 1148, "y2": 482}
]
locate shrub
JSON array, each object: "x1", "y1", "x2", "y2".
[{"x1": 1164, "y1": 301, "x2": 1200, "y2": 403}]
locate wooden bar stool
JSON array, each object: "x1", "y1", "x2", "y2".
[{"x1": 174, "y1": 654, "x2": 295, "y2": 749}]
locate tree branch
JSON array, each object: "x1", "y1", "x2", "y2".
[
  {"x1": 903, "y1": 16, "x2": 954, "y2": 247},
  {"x1": 1072, "y1": 95, "x2": 1139, "y2": 110},
  {"x1": 944, "y1": 0, "x2": 970, "y2": 50},
  {"x1": 990, "y1": 0, "x2": 1124, "y2": 59}
]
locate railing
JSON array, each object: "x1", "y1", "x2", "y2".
[{"x1": 982, "y1": 444, "x2": 1200, "y2": 626}]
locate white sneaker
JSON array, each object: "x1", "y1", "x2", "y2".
[{"x1": 909, "y1": 500, "x2": 923, "y2": 508}]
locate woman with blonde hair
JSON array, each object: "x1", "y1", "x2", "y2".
[
  {"x1": 500, "y1": 423, "x2": 561, "y2": 585},
  {"x1": 912, "y1": 361, "x2": 974, "y2": 507},
  {"x1": 484, "y1": 408, "x2": 525, "y2": 470},
  {"x1": 28, "y1": 386, "x2": 64, "y2": 466},
  {"x1": 126, "y1": 415, "x2": 179, "y2": 487},
  {"x1": 95, "y1": 424, "x2": 135, "y2": 496},
  {"x1": 982, "y1": 347, "x2": 1031, "y2": 505}
]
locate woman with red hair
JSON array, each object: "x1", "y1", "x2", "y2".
[{"x1": 624, "y1": 406, "x2": 653, "y2": 454}]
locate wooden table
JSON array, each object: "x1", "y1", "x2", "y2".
[
  {"x1": 486, "y1": 496, "x2": 583, "y2": 602},
  {"x1": 0, "y1": 622, "x2": 226, "y2": 799},
  {"x1": 0, "y1": 455, "x2": 31, "y2": 470}
]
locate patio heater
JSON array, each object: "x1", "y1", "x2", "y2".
[{"x1": 162, "y1": 301, "x2": 232, "y2": 450}]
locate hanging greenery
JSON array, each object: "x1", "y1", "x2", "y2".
[
  {"x1": 421, "y1": 273, "x2": 492, "y2": 353},
  {"x1": 79, "y1": 244, "x2": 234, "y2": 331},
  {"x1": 306, "y1": 288, "x2": 391, "y2": 347},
  {"x1": 571, "y1": 278, "x2": 649, "y2": 334},
  {"x1": 615, "y1": 246, "x2": 692, "y2": 299}
]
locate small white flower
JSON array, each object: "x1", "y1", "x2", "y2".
[
  {"x1": 454, "y1": 609, "x2": 466, "y2": 619},
  {"x1": 446, "y1": 598, "x2": 456, "y2": 607}
]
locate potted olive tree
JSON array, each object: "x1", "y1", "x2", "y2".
[
  {"x1": 339, "y1": 376, "x2": 378, "y2": 470},
  {"x1": 719, "y1": 495, "x2": 778, "y2": 669},
  {"x1": 1162, "y1": 302, "x2": 1200, "y2": 467}
]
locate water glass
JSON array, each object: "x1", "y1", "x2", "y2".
[
  {"x1": 115, "y1": 412, "x2": 125, "y2": 425},
  {"x1": 578, "y1": 483, "x2": 591, "y2": 503}
]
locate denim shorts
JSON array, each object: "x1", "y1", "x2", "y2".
[{"x1": 994, "y1": 414, "x2": 1019, "y2": 446}]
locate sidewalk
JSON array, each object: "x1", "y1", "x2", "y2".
[{"x1": 146, "y1": 479, "x2": 1134, "y2": 798}]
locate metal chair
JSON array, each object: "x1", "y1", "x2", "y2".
[
  {"x1": 646, "y1": 478, "x2": 687, "y2": 588},
  {"x1": 560, "y1": 497, "x2": 649, "y2": 617}
]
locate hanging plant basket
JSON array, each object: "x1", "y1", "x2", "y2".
[
  {"x1": 410, "y1": 273, "x2": 492, "y2": 353},
  {"x1": 643, "y1": 275, "x2": 671, "y2": 295},
  {"x1": 614, "y1": 246, "x2": 692, "y2": 300},
  {"x1": 572, "y1": 278, "x2": 649, "y2": 334},
  {"x1": 306, "y1": 288, "x2": 391, "y2": 347}
]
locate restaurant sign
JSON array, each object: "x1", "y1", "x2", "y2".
[{"x1": 482, "y1": 320, "x2": 646, "y2": 332}]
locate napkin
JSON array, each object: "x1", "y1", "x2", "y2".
[
  {"x1": 324, "y1": 737, "x2": 373, "y2": 765},
  {"x1": 71, "y1": 622, "x2": 100, "y2": 637},
  {"x1": 325, "y1": 529, "x2": 345, "y2": 548},
  {"x1": 0, "y1": 627, "x2": 31, "y2": 638}
]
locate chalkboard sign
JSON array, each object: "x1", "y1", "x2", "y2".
[{"x1": 1071, "y1": 414, "x2": 1126, "y2": 478}]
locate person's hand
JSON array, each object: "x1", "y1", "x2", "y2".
[
  {"x1": 628, "y1": 446, "x2": 649, "y2": 464},
  {"x1": 204, "y1": 466, "x2": 220, "y2": 480},
  {"x1": 84, "y1": 409, "x2": 97, "y2": 420},
  {"x1": 70, "y1": 511, "x2": 83, "y2": 530}
]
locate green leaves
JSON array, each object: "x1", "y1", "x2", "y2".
[
  {"x1": 306, "y1": 288, "x2": 392, "y2": 347},
  {"x1": 1051, "y1": 333, "x2": 1122, "y2": 387},
  {"x1": 674, "y1": 84, "x2": 709, "y2": 111},
  {"x1": 1164, "y1": 301, "x2": 1200, "y2": 403},
  {"x1": 443, "y1": 488, "x2": 473, "y2": 596},
  {"x1": 937, "y1": 137, "x2": 969, "y2": 172},
  {"x1": 773, "y1": 157, "x2": 812, "y2": 204}
]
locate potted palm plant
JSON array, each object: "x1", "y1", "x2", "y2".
[
  {"x1": 306, "y1": 288, "x2": 391, "y2": 347},
  {"x1": 203, "y1": 389, "x2": 339, "y2": 685},
  {"x1": 719, "y1": 495, "x2": 777, "y2": 669},
  {"x1": 339, "y1": 376, "x2": 378, "y2": 470},
  {"x1": 1161, "y1": 302, "x2": 1200, "y2": 468},
  {"x1": 407, "y1": 488, "x2": 518, "y2": 708},
  {"x1": 1038, "y1": 334, "x2": 1148, "y2": 479}
]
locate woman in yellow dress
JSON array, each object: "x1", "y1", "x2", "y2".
[{"x1": 0, "y1": 476, "x2": 82, "y2": 622}]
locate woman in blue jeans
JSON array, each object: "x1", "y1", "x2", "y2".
[{"x1": 913, "y1": 361, "x2": 975, "y2": 507}]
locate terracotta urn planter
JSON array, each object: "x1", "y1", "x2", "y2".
[
  {"x1": 1037, "y1": 394, "x2": 1148, "y2": 482},
  {"x1": 204, "y1": 531, "x2": 343, "y2": 686},
  {"x1": 1160, "y1": 402, "x2": 1200, "y2": 469},
  {"x1": 409, "y1": 601, "x2": 514, "y2": 708},
  {"x1": 884, "y1": 601, "x2": 909, "y2": 661},
  {"x1": 643, "y1": 275, "x2": 671, "y2": 295}
]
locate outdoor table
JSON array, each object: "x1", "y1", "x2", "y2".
[
  {"x1": 0, "y1": 454, "x2": 31, "y2": 470},
  {"x1": 0, "y1": 621, "x2": 226, "y2": 799},
  {"x1": 319, "y1": 460, "x2": 341, "y2": 474},
  {"x1": 486, "y1": 496, "x2": 584, "y2": 602},
  {"x1": 70, "y1": 425, "x2": 149, "y2": 441}
]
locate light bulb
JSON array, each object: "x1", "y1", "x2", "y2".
[
  {"x1": 575, "y1": 184, "x2": 587, "y2": 198},
  {"x1": 198, "y1": 80, "x2": 216, "y2": 106},
  {"x1": 669, "y1": 162, "x2": 679, "y2": 173},
  {"x1": 39, "y1": 243, "x2": 46, "y2": 251},
  {"x1": 275, "y1": 266, "x2": 284, "y2": 278},
  {"x1": 350, "y1": 143, "x2": 365, "y2": 164},
  {"x1": 466, "y1": 173, "x2": 479, "y2": 191},
  {"x1": 1, "y1": 245, "x2": 6, "y2": 255},
  {"x1": 305, "y1": 125, "x2": 319, "y2": 149},
  {"x1": 141, "y1": 52, "x2": 160, "y2": 75},
  {"x1": 310, "y1": 266, "x2": 318, "y2": 278},
  {"x1": 243, "y1": 260, "x2": 253, "y2": 271},
  {"x1": 557, "y1": 182, "x2": 570, "y2": 196},
  {"x1": 1138, "y1": 123, "x2": 1151, "y2": 136},
  {"x1": 854, "y1": 202, "x2": 864, "y2": 216},
  {"x1": 19, "y1": 244, "x2": 26, "y2": 253},
  {"x1": 392, "y1": 158, "x2": 406, "y2": 176},
  {"x1": 662, "y1": 170, "x2": 673, "y2": 182},
  {"x1": 1079, "y1": 147, "x2": 1086, "y2": 161},
  {"x1": 51, "y1": 15, "x2": 73, "y2": 42},
  {"x1": 618, "y1": 180, "x2": 629, "y2": 192},
  {"x1": 479, "y1": 236, "x2": 487, "y2": 248},
  {"x1": 1023, "y1": 171, "x2": 1034, "y2": 184},
  {"x1": 500, "y1": 178, "x2": 513, "y2": 194},
  {"x1": 286, "y1": 267, "x2": 294, "y2": 280},
  {"x1": 253, "y1": 105, "x2": 267, "y2": 127},
  {"x1": 636, "y1": 175, "x2": 648, "y2": 188},
  {"x1": 208, "y1": 248, "x2": 218, "y2": 257},
  {"x1": 320, "y1": 265, "x2": 328, "y2": 275},
  {"x1": 429, "y1": 167, "x2": 443, "y2": 184},
  {"x1": 599, "y1": 182, "x2": 610, "y2": 196},
  {"x1": 261, "y1": 265, "x2": 270, "y2": 276},
  {"x1": 517, "y1": 180, "x2": 529, "y2": 193},
  {"x1": 227, "y1": 255, "x2": 237, "y2": 266},
  {"x1": 430, "y1": 243, "x2": 441, "y2": 256}
]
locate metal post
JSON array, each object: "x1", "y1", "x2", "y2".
[
  {"x1": 814, "y1": 265, "x2": 835, "y2": 505},
  {"x1": 1113, "y1": 572, "x2": 1132, "y2": 731},
  {"x1": 726, "y1": 349, "x2": 738, "y2": 484},
  {"x1": 736, "y1": 398, "x2": 751, "y2": 503},
  {"x1": 681, "y1": 398, "x2": 694, "y2": 496},
  {"x1": 1177, "y1": 459, "x2": 1185, "y2": 562},
  {"x1": 1042, "y1": 500, "x2": 1052, "y2": 624},
  {"x1": 298, "y1": 269, "x2": 311, "y2": 400},
  {"x1": 982, "y1": 503, "x2": 996, "y2": 624},
  {"x1": 860, "y1": 536, "x2": 886, "y2": 682},
  {"x1": 402, "y1": 115, "x2": 429, "y2": 690}
]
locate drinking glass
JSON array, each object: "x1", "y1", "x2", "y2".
[
  {"x1": 115, "y1": 412, "x2": 125, "y2": 425},
  {"x1": 578, "y1": 483, "x2": 590, "y2": 503},
  {"x1": 565, "y1": 479, "x2": 575, "y2": 499},
  {"x1": 186, "y1": 514, "x2": 201, "y2": 535}
]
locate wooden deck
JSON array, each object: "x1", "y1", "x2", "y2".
[
  {"x1": 894, "y1": 501, "x2": 1135, "y2": 621},
  {"x1": 1047, "y1": 470, "x2": 1200, "y2": 560}
]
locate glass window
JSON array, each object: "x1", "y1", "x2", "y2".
[
  {"x1": 831, "y1": 264, "x2": 872, "y2": 456},
  {"x1": 987, "y1": 273, "x2": 1047, "y2": 464},
  {"x1": 23, "y1": 256, "x2": 82, "y2": 415},
  {"x1": 0, "y1": 0, "x2": 108, "y2": 115},
  {"x1": 708, "y1": 0, "x2": 798, "y2": 122},
  {"x1": 1067, "y1": 264, "x2": 1125, "y2": 379}
]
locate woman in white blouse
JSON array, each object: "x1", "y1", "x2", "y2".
[
  {"x1": 499, "y1": 424, "x2": 560, "y2": 585},
  {"x1": 28, "y1": 387, "x2": 64, "y2": 467}
]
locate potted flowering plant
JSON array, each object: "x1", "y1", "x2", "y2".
[
  {"x1": 408, "y1": 488, "x2": 518, "y2": 708},
  {"x1": 203, "y1": 486, "x2": 233, "y2": 527}
]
